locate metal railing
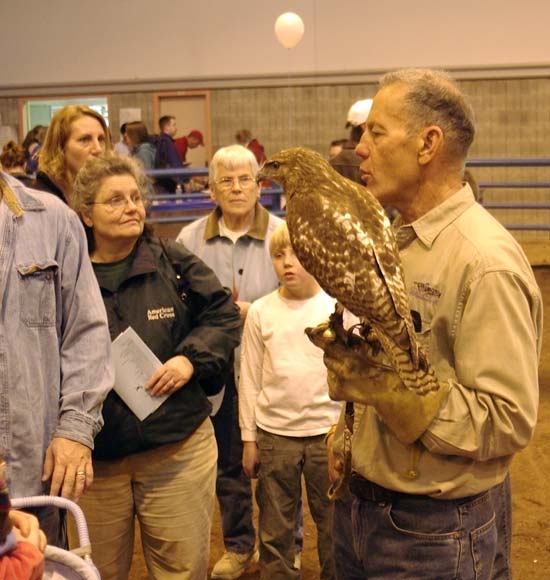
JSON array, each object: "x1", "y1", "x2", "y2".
[
  {"x1": 146, "y1": 160, "x2": 550, "y2": 232},
  {"x1": 465, "y1": 158, "x2": 550, "y2": 232}
]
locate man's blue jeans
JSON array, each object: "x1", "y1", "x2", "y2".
[
  {"x1": 490, "y1": 473, "x2": 512, "y2": 580},
  {"x1": 334, "y1": 475, "x2": 503, "y2": 579},
  {"x1": 333, "y1": 491, "x2": 364, "y2": 580}
]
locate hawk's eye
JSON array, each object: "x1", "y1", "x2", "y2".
[{"x1": 271, "y1": 161, "x2": 280, "y2": 170}]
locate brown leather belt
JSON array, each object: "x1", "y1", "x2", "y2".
[
  {"x1": 349, "y1": 473, "x2": 431, "y2": 503},
  {"x1": 349, "y1": 473, "x2": 485, "y2": 504}
]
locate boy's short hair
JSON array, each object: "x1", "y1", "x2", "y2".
[
  {"x1": 269, "y1": 222, "x2": 291, "y2": 256},
  {"x1": 159, "y1": 115, "x2": 175, "y2": 131}
]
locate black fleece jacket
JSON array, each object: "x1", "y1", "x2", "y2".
[{"x1": 93, "y1": 235, "x2": 241, "y2": 459}]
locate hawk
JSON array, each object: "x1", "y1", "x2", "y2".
[{"x1": 259, "y1": 147, "x2": 438, "y2": 395}]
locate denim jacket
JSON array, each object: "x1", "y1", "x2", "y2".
[{"x1": 0, "y1": 173, "x2": 113, "y2": 497}]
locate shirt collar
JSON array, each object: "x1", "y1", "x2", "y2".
[
  {"x1": 1, "y1": 171, "x2": 46, "y2": 215},
  {"x1": 35, "y1": 171, "x2": 66, "y2": 203},
  {"x1": 127, "y1": 236, "x2": 158, "y2": 277},
  {"x1": 93, "y1": 237, "x2": 156, "y2": 292},
  {"x1": 203, "y1": 202, "x2": 271, "y2": 241},
  {"x1": 395, "y1": 183, "x2": 476, "y2": 249}
]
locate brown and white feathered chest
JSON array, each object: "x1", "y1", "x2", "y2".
[{"x1": 286, "y1": 193, "x2": 393, "y2": 323}]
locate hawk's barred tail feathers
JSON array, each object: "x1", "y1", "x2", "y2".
[{"x1": 375, "y1": 329, "x2": 440, "y2": 395}]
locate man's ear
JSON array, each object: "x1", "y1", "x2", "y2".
[{"x1": 418, "y1": 126, "x2": 443, "y2": 165}]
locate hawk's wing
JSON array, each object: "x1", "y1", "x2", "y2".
[
  {"x1": 346, "y1": 180, "x2": 418, "y2": 363},
  {"x1": 286, "y1": 183, "x2": 360, "y2": 296}
]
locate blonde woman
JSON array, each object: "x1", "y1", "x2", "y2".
[{"x1": 34, "y1": 105, "x2": 110, "y2": 203}]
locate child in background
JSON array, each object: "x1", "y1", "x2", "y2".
[{"x1": 239, "y1": 222, "x2": 340, "y2": 579}]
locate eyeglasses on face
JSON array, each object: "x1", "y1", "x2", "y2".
[
  {"x1": 215, "y1": 175, "x2": 257, "y2": 192},
  {"x1": 92, "y1": 192, "x2": 144, "y2": 211}
]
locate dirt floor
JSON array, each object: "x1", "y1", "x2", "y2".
[{"x1": 128, "y1": 266, "x2": 550, "y2": 579}]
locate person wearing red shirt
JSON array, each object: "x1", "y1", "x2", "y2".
[
  {"x1": 174, "y1": 129, "x2": 204, "y2": 163},
  {"x1": 235, "y1": 129, "x2": 266, "y2": 165}
]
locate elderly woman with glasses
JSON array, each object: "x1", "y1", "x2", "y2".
[
  {"x1": 70, "y1": 153, "x2": 241, "y2": 580},
  {"x1": 176, "y1": 145, "x2": 288, "y2": 579}
]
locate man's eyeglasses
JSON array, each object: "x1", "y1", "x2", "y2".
[
  {"x1": 215, "y1": 175, "x2": 257, "y2": 192},
  {"x1": 92, "y1": 193, "x2": 144, "y2": 211}
]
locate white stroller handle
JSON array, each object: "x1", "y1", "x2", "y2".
[
  {"x1": 11, "y1": 495, "x2": 100, "y2": 579},
  {"x1": 12, "y1": 495, "x2": 91, "y2": 555}
]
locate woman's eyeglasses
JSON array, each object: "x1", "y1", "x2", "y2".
[
  {"x1": 215, "y1": 175, "x2": 257, "y2": 192},
  {"x1": 92, "y1": 193, "x2": 144, "y2": 211}
]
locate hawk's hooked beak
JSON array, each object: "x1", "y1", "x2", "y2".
[
  {"x1": 257, "y1": 161, "x2": 269, "y2": 182},
  {"x1": 258, "y1": 160, "x2": 281, "y2": 182}
]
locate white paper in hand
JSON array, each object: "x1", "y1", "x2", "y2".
[{"x1": 111, "y1": 326, "x2": 169, "y2": 421}]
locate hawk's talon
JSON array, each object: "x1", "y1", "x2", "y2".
[{"x1": 329, "y1": 303, "x2": 350, "y2": 345}]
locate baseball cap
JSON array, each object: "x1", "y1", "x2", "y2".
[
  {"x1": 346, "y1": 99, "x2": 373, "y2": 127},
  {"x1": 188, "y1": 130, "x2": 204, "y2": 145}
]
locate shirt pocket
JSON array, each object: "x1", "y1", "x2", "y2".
[
  {"x1": 17, "y1": 260, "x2": 58, "y2": 328},
  {"x1": 409, "y1": 300, "x2": 435, "y2": 358}
]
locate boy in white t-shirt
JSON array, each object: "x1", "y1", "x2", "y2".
[{"x1": 239, "y1": 222, "x2": 340, "y2": 579}]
